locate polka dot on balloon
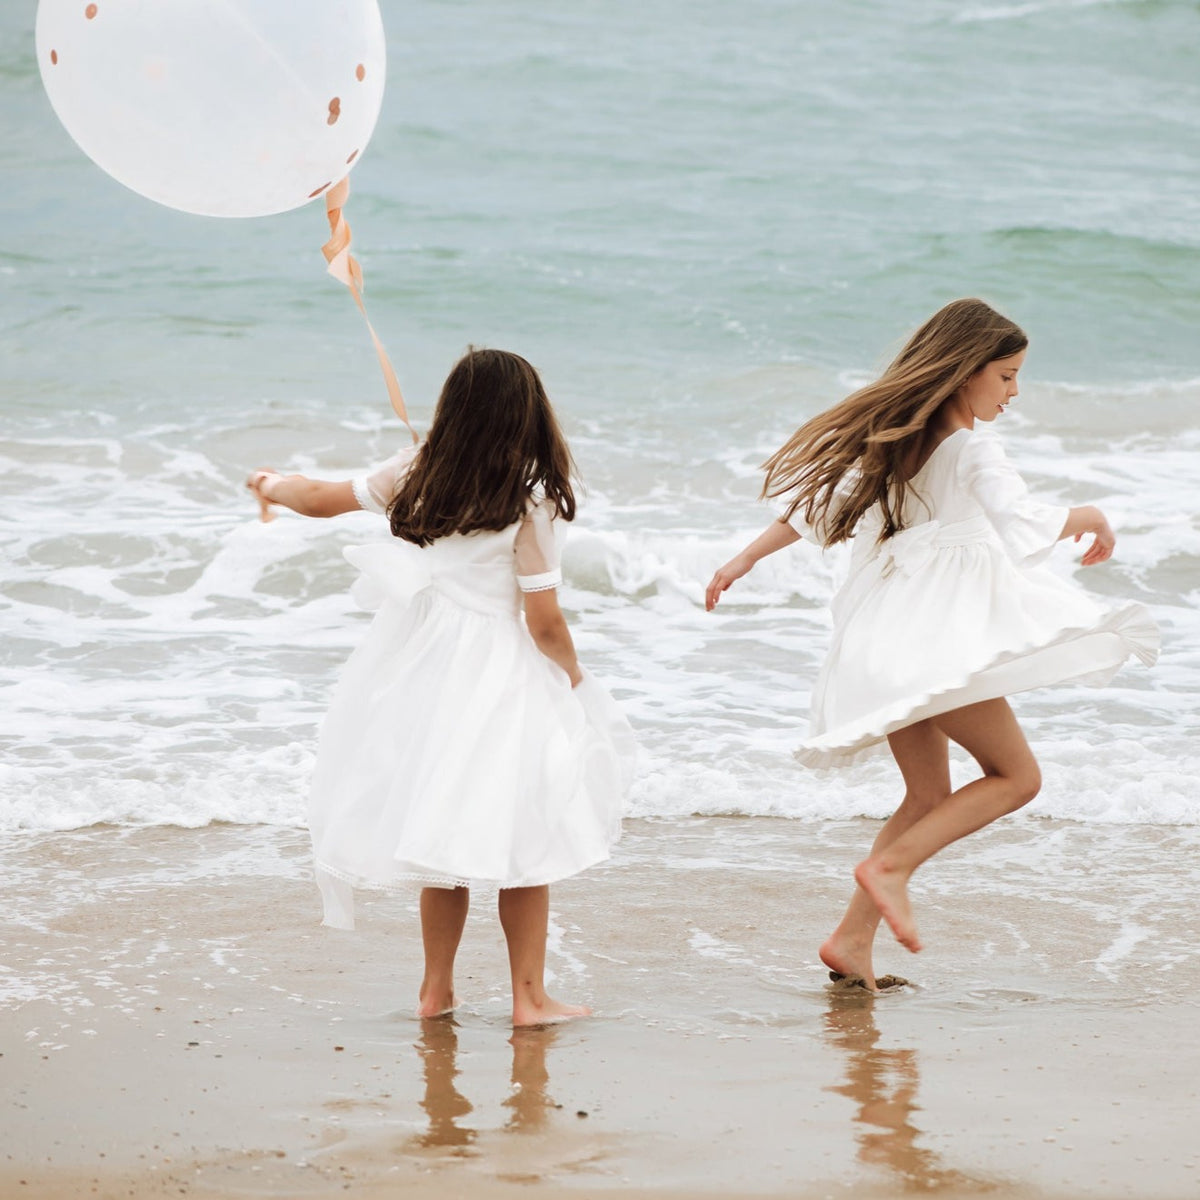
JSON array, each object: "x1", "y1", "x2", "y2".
[
  {"x1": 356, "y1": 64, "x2": 365, "y2": 82},
  {"x1": 85, "y1": 3, "x2": 98, "y2": 18},
  {"x1": 309, "y1": 182, "x2": 331, "y2": 198},
  {"x1": 50, "y1": 49, "x2": 59, "y2": 65},
  {"x1": 346, "y1": 149, "x2": 359, "y2": 164},
  {"x1": 327, "y1": 97, "x2": 341, "y2": 126}
]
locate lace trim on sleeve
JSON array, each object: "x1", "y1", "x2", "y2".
[
  {"x1": 351, "y1": 475, "x2": 381, "y2": 514},
  {"x1": 517, "y1": 568, "x2": 563, "y2": 593},
  {"x1": 351, "y1": 444, "x2": 421, "y2": 516},
  {"x1": 513, "y1": 498, "x2": 563, "y2": 589}
]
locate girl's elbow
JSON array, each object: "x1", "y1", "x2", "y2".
[{"x1": 526, "y1": 616, "x2": 565, "y2": 645}]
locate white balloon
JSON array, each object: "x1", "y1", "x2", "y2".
[{"x1": 35, "y1": 0, "x2": 387, "y2": 218}]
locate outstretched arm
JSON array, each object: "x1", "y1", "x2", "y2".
[
  {"x1": 246, "y1": 469, "x2": 360, "y2": 520},
  {"x1": 1059, "y1": 505, "x2": 1115, "y2": 567},
  {"x1": 523, "y1": 588, "x2": 582, "y2": 687},
  {"x1": 705, "y1": 518, "x2": 801, "y2": 611}
]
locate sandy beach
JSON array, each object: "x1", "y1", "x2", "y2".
[
  {"x1": 5, "y1": 1, "x2": 1200, "y2": 1196},
  {"x1": 4, "y1": 817, "x2": 1199, "y2": 1199}
]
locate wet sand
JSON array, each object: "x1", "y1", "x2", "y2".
[{"x1": 3, "y1": 817, "x2": 1199, "y2": 1199}]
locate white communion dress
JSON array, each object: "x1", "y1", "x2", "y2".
[
  {"x1": 788, "y1": 427, "x2": 1159, "y2": 769},
  {"x1": 309, "y1": 446, "x2": 635, "y2": 930}
]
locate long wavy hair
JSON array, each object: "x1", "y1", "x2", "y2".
[
  {"x1": 389, "y1": 347, "x2": 576, "y2": 546},
  {"x1": 762, "y1": 298, "x2": 1027, "y2": 545}
]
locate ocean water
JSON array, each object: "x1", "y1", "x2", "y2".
[{"x1": 2, "y1": 1, "x2": 1198, "y2": 835}]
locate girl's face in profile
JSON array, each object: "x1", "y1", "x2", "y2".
[{"x1": 958, "y1": 350, "x2": 1026, "y2": 424}]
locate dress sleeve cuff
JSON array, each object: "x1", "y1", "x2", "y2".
[
  {"x1": 783, "y1": 507, "x2": 829, "y2": 546},
  {"x1": 517, "y1": 568, "x2": 562, "y2": 593},
  {"x1": 351, "y1": 475, "x2": 384, "y2": 515},
  {"x1": 997, "y1": 502, "x2": 1069, "y2": 566}
]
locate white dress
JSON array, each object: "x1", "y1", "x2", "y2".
[
  {"x1": 788, "y1": 427, "x2": 1159, "y2": 769},
  {"x1": 309, "y1": 446, "x2": 635, "y2": 930}
]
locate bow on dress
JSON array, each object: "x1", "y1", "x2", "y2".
[
  {"x1": 878, "y1": 520, "x2": 942, "y2": 579},
  {"x1": 343, "y1": 542, "x2": 433, "y2": 610}
]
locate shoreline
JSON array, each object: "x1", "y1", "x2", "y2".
[{"x1": 3, "y1": 818, "x2": 1199, "y2": 1198}]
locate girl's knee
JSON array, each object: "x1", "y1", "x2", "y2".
[
  {"x1": 1008, "y1": 762, "x2": 1041, "y2": 810},
  {"x1": 898, "y1": 788, "x2": 948, "y2": 818}
]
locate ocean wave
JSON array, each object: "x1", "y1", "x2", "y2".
[
  {"x1": 1, "y1": 381, "x2": 1196, "y2": 835},
  {"x1": 952, "y1": 0, "x2": 1165, "y2": 23}
]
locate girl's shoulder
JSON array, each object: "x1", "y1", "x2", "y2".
[
  {"x1": 521, "y1": 487, "x2": 567, "y2": 524},
  {"x1": 920, "y1": 426, "x2": 1009, "y2": 483},
  {"x1": 929, "y1": 426, "x2": 976, "y2": 468},
  {"x1": 949, "y1": 426, "x2": 1016, "y2": 474}
]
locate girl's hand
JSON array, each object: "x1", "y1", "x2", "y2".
[
  {"x1": 1075, "y1": 514, "x2": 1115, "y2": 567},
  {"x1": 705, "y1": 521, "x2": 800, "y2": 610},
  {"x1": 705, "y1": 553, "x2": 753, "y2": 611},
  {"x1": 246, "y1": 468, "x2": 282, "y2": 523}
]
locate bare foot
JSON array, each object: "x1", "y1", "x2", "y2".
[
  {"x1": 854, "y1": 858, "x2": 922, "y2": 953},
  {"x1": 416, "y1": 984, "x2": 457, "y2": 1019},
  {"x1": 512, "y1": 996, "x2": 590, "y2": 1028},
  {"x1": 820, "y1": 932, "x2": 878, "y2": 992}
]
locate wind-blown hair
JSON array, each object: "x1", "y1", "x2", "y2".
[
  {"x1": 762, "y1": 298, "x2": 1027, "y2": 545},
  {"x1": 389, "y1": 348, "x2": 576, "y2": 546}
]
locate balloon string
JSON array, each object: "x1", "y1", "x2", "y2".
[{"x1": 322, "y1": 177, "x2": 418, "y2": 444}]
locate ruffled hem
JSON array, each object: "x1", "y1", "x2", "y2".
[
  {"x1": 318, "y1": 850, "x2": 617, "y2": 895},
  {"x1": 314, "y1": 848, "x2": 618, "y2": 931},
  {"x1": 795, "y1": 601, "x2": 1159, "y2": 770}
]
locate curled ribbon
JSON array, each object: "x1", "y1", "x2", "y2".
[
  {"x1": 322, "y1": 177, "x2": 419, "y2": 445},
  {"x1": 879, "y1": 520, "x2": 941, "y2": 578}
]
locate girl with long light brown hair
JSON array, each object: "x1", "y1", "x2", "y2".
[
  {"x1": 248, "y1": 347, "x2": 633, "y2": 1025},
  {"x1": 706, "y1": 299, "x2": 1157, "y2": 989}
]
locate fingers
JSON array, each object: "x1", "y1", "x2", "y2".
[
  {"x1": 704, "y1": 572, "x2": 728, "y2": 612},
  {"x1": 1080, "y1": 533, "x2": 1115, "y2": 566},
  {"x1": 246, "y1": 469, "x2": 281, "y2": 524},
  {"x1": 246, "y1": 467, "x2": 280, "y2": 492}
]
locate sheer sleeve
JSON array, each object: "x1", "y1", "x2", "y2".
[
  {"x1": 958, "y1": 432, "x2": 1068, "y2": 566},
  {"x1": 514, "y1": 499, "x2": 563, "y2": 592},
  {"x1": 351, "y1": 443, "x2": 421, "y2": 515}
]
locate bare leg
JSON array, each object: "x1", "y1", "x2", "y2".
[
  {"x1": 856, "y1": 698, "x2": 1041, "y2": 954},
  {"x1": 498, "y1": 886, "x2": 589, "y2": 1027},
  {"x1": 820, "y1": 720, "x2": 951, "y2": 989},
  {"x1": 418, "y1": 886, "x2": 469, "y2": 1017}
]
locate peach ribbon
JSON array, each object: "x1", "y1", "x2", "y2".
[{"x1": 322, "y1": 177, "x2": 418, "y2": 444}]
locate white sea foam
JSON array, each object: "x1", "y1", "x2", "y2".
[
  {"x1": 954, "y1": 0, "x2": 1126, "y2": 25},
  {"x1": 2, "y1": 383, "x2": 1195, "y2": 833}
]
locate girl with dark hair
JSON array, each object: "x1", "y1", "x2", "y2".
[
  {"x1": 249, "y1": 348, "x2": 633, "y2": 1026},
  {"x1": 706, "y1": 299, "x2": 1157, "y2": 990}
]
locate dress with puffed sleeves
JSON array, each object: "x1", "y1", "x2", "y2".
[{"x1": 308, "y1": 447, "x2": 634, "y2": 929}]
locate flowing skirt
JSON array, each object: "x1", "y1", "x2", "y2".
[{"x1": 310, "y1": 581, "x2": 634, "y2": 929}]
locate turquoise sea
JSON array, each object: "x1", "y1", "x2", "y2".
[{"x1": 1, "y1": 0, "x2": 1198, "y2": 832}]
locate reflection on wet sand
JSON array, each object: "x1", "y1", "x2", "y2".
[
  {"x1": 823, "y1": 995, "x2": 999, "y2": 1194},
  {"x1": 409, "y1": 1018, "x2": 562, "y2": 1151},
  {"x1": 504, "y1": 1026, "x2": 560, "y2": 1133},
  {"x1": 412, "y1": 1016, "x2": 476, "y2": 1151}
]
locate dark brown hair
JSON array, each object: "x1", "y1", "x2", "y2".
[
  {"x1": 762, "y1": 298, "x2": 1028, "y2": 545},
  {"x1": 389, "y1": 348, "x2": 576, "y2": 546}
]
